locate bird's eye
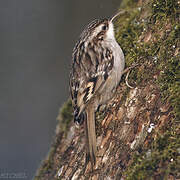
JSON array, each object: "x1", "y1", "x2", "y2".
[{"x1": 102, "y1": 25, "x2": 107, "y2": 31}]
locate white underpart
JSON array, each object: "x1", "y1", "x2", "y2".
[
  {"x1": 105, "y1": 22, "x2": 125, "y2": 86},
  {"x1": 94, "y1": 21, "x2": 125, "y2": 105},
  {"x1": 106, "y1": 22, "x2": 116, "y2": 41}
]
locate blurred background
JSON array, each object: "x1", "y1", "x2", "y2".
[{"x1": 0, "y1": 0, "x2": 121, "y2": 179}]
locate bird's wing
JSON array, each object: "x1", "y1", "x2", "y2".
[{"x1": 70, "y1": 42, "x2": 114, "y2": 118}]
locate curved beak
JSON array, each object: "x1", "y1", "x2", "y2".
[{"x1": 110, "y1": 10, "x2": 126, "y2": 23}]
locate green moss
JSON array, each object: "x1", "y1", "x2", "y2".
[
  {"x1": 124, "y1": 126, "x2": 180, "y2": 179},
  {"x1": 120, "y1": 0, "x2": 139, "y2": 9},
  {"x1": 157, "y1": 24, "x2": 180, "y2": 120},
  {"x1": 115, "y1": 0, "x2": 180, "y2": 178},
  {"x1": 115, "y1": 9, "x2": 143, "y2": 65},
  {"x1": 151, "y1": 0, "x2": 179, "y2": 21},
  {"x1": 115, "y1": 0, "x2": 179, "y2": 117},
  {"x1": 57, "y1": 99, "x2": 73, "y2": 134},
  {"x1": 115, "y1": 3, "x2": 151, "y2": 85}
]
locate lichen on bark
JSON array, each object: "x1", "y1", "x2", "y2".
[{"x1": 34, "y1": 0, "x2": 180, "y2": 179}]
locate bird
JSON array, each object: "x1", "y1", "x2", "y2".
[{"x1": 69, "y1": 11, "x2": 125, "y2": 168}]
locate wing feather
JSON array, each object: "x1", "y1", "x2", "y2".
[{"x1": 70, "y1": 42, "x2": 114, "y2": 121}]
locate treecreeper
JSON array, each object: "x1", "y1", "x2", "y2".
[{"x1": 69, "y1": 11, "x2": 125, "y2": 168}]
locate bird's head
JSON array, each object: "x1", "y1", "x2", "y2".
[{"x1": 80, "y1": 11, "x2": 123, "y2": 43}]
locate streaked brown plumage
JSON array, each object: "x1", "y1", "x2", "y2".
[{"x1": 70, "y1": 12, "x2": 125, "y2": 167}]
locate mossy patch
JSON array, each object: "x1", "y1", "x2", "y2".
[
  {"x1": 115, "y1": 0, "x2": 179, "y2": 117},
  {"x1": 124, "y1": 125, "x2": 180, "y2": 179},
  {"x1": 115, "y1": 0, "x2": 180, "y2": 178},
  {"x1": 157, "y1": 24, "x2": 180, "y2": 120},
  {"x1": 57, "y1": 99, "x2": 73, "y2": 135}
]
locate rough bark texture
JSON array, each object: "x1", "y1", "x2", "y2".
[{"x1": 34, "y1": 0, "x2": 179, "y2": 179}]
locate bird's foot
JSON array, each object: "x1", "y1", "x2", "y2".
[{"x1": 122, "y1": 63, "x2": 139, "y2": 89}]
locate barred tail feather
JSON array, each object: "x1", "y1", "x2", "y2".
[{"x1": 84, "y1": 103, "x2": 97, "y2": 167}]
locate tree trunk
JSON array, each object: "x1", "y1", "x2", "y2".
[{"x1": 34, "y1": 0, "x2": 180, "y2": 179}]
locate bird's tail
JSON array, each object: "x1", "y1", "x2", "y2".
[{"x1": 84, "y1": 103, "x2": 97, "y2": 167}]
